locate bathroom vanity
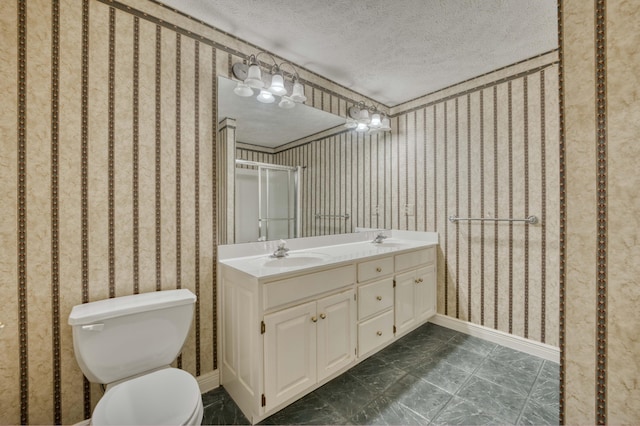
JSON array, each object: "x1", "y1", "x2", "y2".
[{"x1": 218, "y1": 230, "x2": 438, "y2": 423}]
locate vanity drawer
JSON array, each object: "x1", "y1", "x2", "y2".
[
  {"x1": 395, "y1": 247, "x2": 435, "y2": 272},
  {"x1": 358, "y1": 310, "x2": 394, "y2": 357},
  {"x1": 263, "y1": 264, "x2": 355, "y2": 311},
  {"x1": 358, "y1": 278, "x2": 393, "y2": 320},
  {"x1": 357, "y1": 256, "x2": 394, "y2": 283}
]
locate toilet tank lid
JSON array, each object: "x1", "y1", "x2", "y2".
[{"x1": 68, "y1": 289, "x2": 196, "y2": 326}]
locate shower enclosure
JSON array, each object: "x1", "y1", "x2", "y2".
[{"x1": 235, "y1": 159, "x2": 302, "y2": 243}]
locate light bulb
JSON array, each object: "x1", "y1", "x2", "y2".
[
  {"x1": 344, "y1": 118, "x2": 357, "y2": 129},
  {"x1": 290, "y1": 81, "x2": 307, "y2": 103},
  {"x1": 256, "y1": 89, "x2": 275, "y2": 103},
  {"x1": 379, "y1": 117, "x2": 391, "y2": 131},
  {"x1": 233, "y1": 82, "x2": 254, "y2": 97},
  {"x1": 244, "y1": 64, "x2": 264, "y2": 89},
  {"x1": 370, "y1": 113, "x2": 381, "y2": 128},
  {"x1": 278, "y1": 96, "x2": 295, "y2": 109},
  {"x1": 356, "y1": 122, "x2": 368, "y2": 132},
  {"x1": 269, "y1": 73, "x2": 287, "y2": 95},
  {"x1": 357, "y1": 108, "x2": 370, "y2": 124}
]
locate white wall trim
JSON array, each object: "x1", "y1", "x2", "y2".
[
  {"x1": 430, "y1": 314, "x2": 560, "y2": 363},
  {"x1": 197, "y1": 369, "x2": 220, "y2": 394}
]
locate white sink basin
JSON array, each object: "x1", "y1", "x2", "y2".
[{"x1": 262, "y1": 252, "x2": 330, "y2": 268}]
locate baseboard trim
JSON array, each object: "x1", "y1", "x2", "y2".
[
  {"x1": 430, "y1": 314, "x2": 560, "y2": 363},
  {"x1": 197, "y1": 369, "x2": 220, "y2": 393}
]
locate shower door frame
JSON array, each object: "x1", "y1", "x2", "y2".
[{"x1": 235, "y1": 159, "x2": 302, "y2": 242}]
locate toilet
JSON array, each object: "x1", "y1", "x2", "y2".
[{"x1": 68, "y1": 289, "x2": 204, "y2": 425}]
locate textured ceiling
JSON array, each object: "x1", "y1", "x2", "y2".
[{"x1": 157, "y1": 0, "x2": 557, "y2": 107}]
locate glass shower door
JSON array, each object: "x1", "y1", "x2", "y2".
[{"x1": 258, "y1": 167, "x2": 297, "y2": 241}]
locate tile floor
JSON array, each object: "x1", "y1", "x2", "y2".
[{"x1": 201, "y1": 323, "x2": 559, "y2": 425}]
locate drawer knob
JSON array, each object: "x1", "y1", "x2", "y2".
[
  {"x1": 311, "y1": 316, "x2": 317, "y2": 323},
  {"x1": 376, "y1": 331, "x2": 383, "y2": 336},
  {"x1": 376, "y1": 296, "x2": 382, "y2": 301},
  {"x1": 376, "y1": 267, "x2": 382, "y2": 272},
  {"x1": 320, "y1": 313, "x2": 326, "y2": 319}
]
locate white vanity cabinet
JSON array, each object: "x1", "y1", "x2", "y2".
[
  {"x1": 263, "y1": 289, "x2": 355, "y2": 411},
  {"x1": 394, "y1": 248, "x2": 437, "y2": 337},
  {"x1": 220, "y1": 263, "x2": 356, "y2": 422},
  {"x1": 219, "y1": 236, "x2": 438, "y2": 424},
  {"x1": 356, "y1": 257, "x2": 395, "y2": 357}
]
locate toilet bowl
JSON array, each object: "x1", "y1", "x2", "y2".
[{"x1": 68, "y1": 289, "x2": 203, "y2": 425}]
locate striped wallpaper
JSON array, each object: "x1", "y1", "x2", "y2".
[
  {"x1": 561, "y1": 0, "x2": 640, "y2": 423},
  {"x1": 271, "y1": 58, "x2": 560, "y2": 347},
  {"x1": 1, "y1": 1, "x2": 218, "y2": 422},
  {"x1": 5, "y1": 0, "x2": 639, "y2": 424},
  {"x1": 0, "y1": 0, "x2": 372, "y2": 424}
]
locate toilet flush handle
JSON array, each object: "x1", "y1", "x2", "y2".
[{"x1": 81, "y1": 324, "x2": 104, "y2": 332}]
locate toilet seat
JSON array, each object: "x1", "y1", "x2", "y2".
[{"x1": 91, "y1": 368, "x2": 203, "y2": 426}]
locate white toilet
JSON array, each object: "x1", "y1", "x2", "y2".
[{"x1": 68, "y1": 289, "x2": 204, "y2": 425}]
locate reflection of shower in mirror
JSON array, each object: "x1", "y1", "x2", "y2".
[{"x1": 235, "y1": 159, "x2": 301, "y2": 243}]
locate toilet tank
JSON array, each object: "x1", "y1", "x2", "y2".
[{"x1": 68, "y1": 289, "x2": 196, "y2": 384}]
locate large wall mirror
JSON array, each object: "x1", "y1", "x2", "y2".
[{"x1": 217, "y1": 76, "x2": 345, "y2": 243}]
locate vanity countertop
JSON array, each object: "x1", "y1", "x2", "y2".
[{"x1": 218, "y1": 230, "x2": 438, "y2": 280}]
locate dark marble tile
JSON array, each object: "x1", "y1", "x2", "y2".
[
  {"x1": 397, "y1": 332, "x2": 448, "y2": 354},
  {"x1": 448, "y1": 334, "x2": 497, "y2": 356},
  {"x1": 201, "y1": 387, "x2": 250, "y2": 425},
  {"x1": 539, "y1": 360, "x2": 560, "y2": 381},
  {"x1": 350, "y1": 394, "x2": 428, "y2": 425},
  {"x1": 429, "y1": 342, "x2": 488, "y2": 373},
  {"x1": 410, "y1": 358, "x2": 472, "y2": 394},
  {"x1": 486, "y1": 345, "x2": 545, "y2": 375},
  {"x1": 529, "y1": 371, "x2": 560, "y2": 407},
  {"x1": 202, "y1": 387, "x2": 228, "y2": 407},
  {"x1": 373, "y1": 340, "x2": 438, "y2": 372},
  {"x1": 474, "y1": 357, "x2": 538, "y2": 396},
  {"x1": 313, "y1": 372, "x2": 377, "y2": 419},
  {"x1": 382, "y1": 374, "x2": 452, "y2": 421},
  {"x1": 348, "y1": 356, "x2": 408, "y2": 394},
  {"x1": 416, "y1": 323, "x2": 462, "y2": 342},
  {"x1": 517, "y1": 398, "x2": 559, "y2": 425},
  {"x1": 396, "y1": 324, "x2": 456, "y2": 351},
  {"x1": 456, "y1": 376, "x2": 528, "y2": 424},
  {"x1": 431, "y1": 396, "x2": 509, "y2": 426},
  {"x1": 260, "y1": 393, "x2": 348, "y2": 425}
]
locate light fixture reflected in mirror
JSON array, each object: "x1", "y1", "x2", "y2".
[
  {"x1": 232, "y1": 51, "x2": 307, "y2": 109},
  {"x1": 345, "y1": 101, "x2": 391, "y2": 133}
]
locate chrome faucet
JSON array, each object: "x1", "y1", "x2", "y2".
[
  {"x1": 271, "y1": 240, "x2": 290, "y2": 258},
  {"x1": 372, "y1": 232, "x2": 388, "y2": 244}
]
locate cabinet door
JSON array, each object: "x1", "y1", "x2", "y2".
[
  {"x1": 394, "y1": 270, "x2": 416, "y2": 335},
  {"x1": 316, "y1": 290, "x2": 356, "y2": 381},
  {"x1": 263, "y1": 301, "x2": 317, "y2": 411},
  {"x1": 415, "y1": 265, "x2": 437, "y2": 322}
]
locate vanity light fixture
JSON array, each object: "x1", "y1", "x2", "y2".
[
  {"x1": 345, "y1": 101, "x2": 391, "y2": 134},
  {"x1": 232, "y1": 51, "x2": 307, "y2": 109}
]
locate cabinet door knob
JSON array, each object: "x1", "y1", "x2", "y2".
[
  {"x1": 414, "y1": 279, "x2": 420, "y2": 284},
  {"x1": 311, "y1": 316, "x2": 317, "y2": 323},
  {"x1": 418, "y1": 278, "x2": 424, "y2": 283},
  {"x1": 376, "y1": 331, "x2": 383, "y2": 336},
  {"x1": 376, "y1": 296, "x2": 382, "y2": 301},
  {"x1": 320, "y1": 313, "x2": 326, "y2": 319},
  {"x1": 376, "y1": 267, "x2": 382, "y2": 272}
]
